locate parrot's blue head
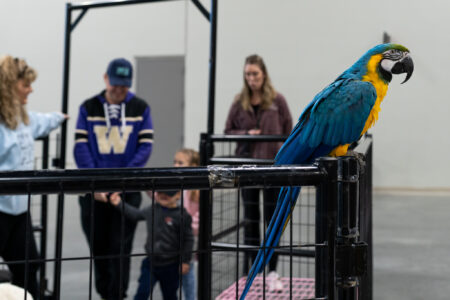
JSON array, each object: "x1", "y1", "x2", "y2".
[{"x1": 346, "y1": 43, "x2": 414, "y2": 84}]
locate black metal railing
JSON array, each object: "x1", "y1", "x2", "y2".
[
  {"x1": 0, "y1": 165, "x2": 321, "y2": 299},
  {"x1": 0, "y1": 135, "x2": 372, "y2": 300},
  {"x1": 197, "y1": 133, "x2": 373, "y2": 300}
]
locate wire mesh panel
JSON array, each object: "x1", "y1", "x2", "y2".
[
  {"x1": 200, "y1": 134, "x2": 373, "y2": 300},
  {"x1": 205, "y1": 135, "x2": 320, "y2": 299},
  {"x1": 210, "y1": 187, "x2": 317, "y2": 299},
  {"x1": 0, "y1": 137, "x2": 373, "y2": 300}
]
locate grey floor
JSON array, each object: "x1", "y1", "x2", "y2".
[
  {"x1": 35, "y1": 192, "x2": 450, "y2": 299},
  {"x1": 373, "y1": 193, "x2": 450, "y2": 300}
]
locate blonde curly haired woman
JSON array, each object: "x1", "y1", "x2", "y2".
[{"x1": 0, "y1": 55, "x2": 67, "y2": 298}]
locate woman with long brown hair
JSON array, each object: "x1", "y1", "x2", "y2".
[
  {"x1": 224, "y1": 54, "x2": 292, "y2": 291},
  {"x1": 0, "y1": 55, "x2": 67, "y2": 298}
]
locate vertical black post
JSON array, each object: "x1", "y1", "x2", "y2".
[
  {"x1": 60, "y1": 3, "x2": 72, "y2": 169},
  {"x1": 54, "y1": 189, "x2": 66, "y2": 300},
  {"x1": 40, "y1": 137, "x2": 49, "y2": 299},
  {"x1": 336, "y1": 157, "x2": 360, "y2": 300},
  {"x1": 53, "y1": 3, "x2": 72, "y2": 299},
  {"x1": 198, "y1": 133, "x2": 213, "y2": 300},
  {"x1": 337, "y1": 157, "x2": 359, "y2": 239},
  {"x1": 202, "y1": 0, "x2": 217, "y2": 294},
  {"x1": 206, "y1": 0, "x2": 218, "y2": 134},
  {"x1": 359, "y1": 143, "x2": 373, "y2": 300},
  {"x1": 315, "y1": 157, "x2": 338, "y2": 300}
]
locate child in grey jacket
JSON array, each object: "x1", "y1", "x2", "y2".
[{"x1": 105, "y1": 190, "x2": 193, "y2": 300}]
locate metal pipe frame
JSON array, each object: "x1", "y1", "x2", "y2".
[
  {"x1": 207, "y1": 134, "x2": 289, "y2": 165},
  {"x1": 0, "y1": 152, "x2": 373, "y2": 300},
  {"x1": 199, "y1": 132, "x2": 372, "y2": 299},
  {"x1": 0, "y1": 164, "x2": 325, "y2": 300},
  {"x1": 36, "y1": 137, "x2": 50, "y2": 300},
  {"x1": 198, "y1": 134, "x2": 212, "y2": 300},
  {"x1": 0, "y1": 165, "x2": 326, "y2": 195},
  {"x1": 71, "y1": 0, "x2": 178, "y2": 11},
  {"x1": 358, "y1": 140, "x2": 373, "y2": 300},
  {"x1": 57, "y1": 1, "x2": 214, "y2": 298},
  {"x1": 315, "y1": 157, "x2": 339, "y2": 300},
  {"x1": 208, "y1": 134, "x2": 288, "y2": 142},
  {"x1": 49, "y1": 1, "x2": 375, "y2": 297},
  {"x1": 60, "y1": 0, "x2": 211, "y2": 170},
  {"x1": 336, "y1": 156, "x2": 360, "y2": 300}
]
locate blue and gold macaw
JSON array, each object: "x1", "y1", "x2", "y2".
[{"x1": 240, "y1": 43, "x2": 413, "y2": 299}]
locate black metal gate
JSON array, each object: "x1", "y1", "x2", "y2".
[
  {"x1": 197, "y1": 133, "x2": 373, "y2": 300},
  {"x1": 0, "y1": 135, "x2": 372, "y2": 300}
]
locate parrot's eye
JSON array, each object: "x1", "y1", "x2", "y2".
[{"x1": 383, "y1": 49, "x2": 403, "y2": 60}]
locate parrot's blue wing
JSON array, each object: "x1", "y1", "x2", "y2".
[
  {"x1": 240, "y1": 79, "x2": 376, "y2": 299},
  {"x1": 275, "y1": 79, "x2": 377, "y2": 165}
]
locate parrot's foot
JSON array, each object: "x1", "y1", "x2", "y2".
[{"x1": 345, "y1": 150, "x2": 366, "y2": 173}]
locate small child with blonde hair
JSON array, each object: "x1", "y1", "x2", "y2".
[
  {"x1": 173, "y1": 149, "x2": 200, "y2": 236},
  {"x1": 173, "y1": 149, "x2": 200, "y2": 300}
]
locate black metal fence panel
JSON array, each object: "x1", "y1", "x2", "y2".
[
  {"x1": 198, "y1": 134, "x2": 373, "y2": 300},
  {"x1": 0, "y1": 135, "x2": 372, "y2": 300}
]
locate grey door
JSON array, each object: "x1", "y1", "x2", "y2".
[{"x1": 135, "y1": 56, "x2": 184, "y2": 168}]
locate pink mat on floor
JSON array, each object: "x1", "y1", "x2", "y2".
[{"x1": 216, "y1": 276, "x2": 315, "y2": 299}]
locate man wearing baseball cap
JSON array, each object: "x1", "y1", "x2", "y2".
[{"x1": 74, "y1": 58, "x2": 154, "y2": 300}]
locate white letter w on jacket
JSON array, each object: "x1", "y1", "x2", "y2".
[{"x1": 94, "y1": 125, "x2": 133, "y2": 154}]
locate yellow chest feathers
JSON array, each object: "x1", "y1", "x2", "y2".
[
  {"x1": 329, "y1": 55, "x2": 389, "y2": 158},
  {"x1": 361, "y1": 54, "x2": 389, "y2": 135}
]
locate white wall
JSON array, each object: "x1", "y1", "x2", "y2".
[
  {"x1": 0, "y1": 0, "x2": 187, "y2": 168},
  {"x1": 1, "y1": 0, "x2": 449, "y2": 189},
  {"x1": 186, "y1": 0, "x2": 450, "y2": 189}
]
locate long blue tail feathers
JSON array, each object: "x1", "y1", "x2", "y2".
[{"x1": 239, "y1": 186, "x2": 301, "y2": 299}]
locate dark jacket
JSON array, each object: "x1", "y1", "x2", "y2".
[
  {"x1": 74, "y1": 90, "x2": 153, "y2": 168},
  {"x1": 117, "y1": 202, "x2": 193, "y2": 266},
  {"x1": 224, "y1": 93, "x2": 293, "y2": 159}
]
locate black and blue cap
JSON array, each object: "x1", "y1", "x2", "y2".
[
  {"x1": 106, "y1": 58, "x2": 133, "y2": 87},
  {"x1": 158, "y1": 190, "x2": 179, "y2": 197}
]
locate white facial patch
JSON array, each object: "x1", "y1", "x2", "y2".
[{"x1": 381, "y1": 59, "x2": 396, "y2": 72}]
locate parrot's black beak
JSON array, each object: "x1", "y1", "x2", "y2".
[{"x1": 392, "y1": 55, "x2": 414, "y2": 84}]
